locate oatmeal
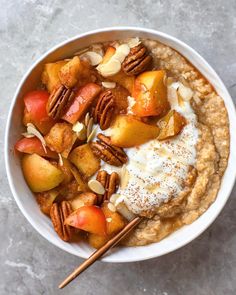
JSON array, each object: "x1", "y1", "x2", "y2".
[{"x1": 15, "y1": 37, "x2": 229, "y2": 249}]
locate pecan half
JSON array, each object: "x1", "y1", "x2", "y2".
[
  {"x1": 122, "y1": 43, "x2": 152, "y2": 76},
  {"x1": 93, "y1": 90, "x2": 115, "y2": 130},
  {"x1": 50, "y1": 201, "x2": 73, "y2": 242},
  {"x1": 90, "y1": 134, "x2": 128, "y2": 167},
  {"x1": 47, "y1": 85, "x2": 75, "y2": 119},
  {"x1": 96, "y1": 170, "x2": 119, "y2": 204}
]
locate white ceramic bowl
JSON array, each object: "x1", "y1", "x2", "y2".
[{"x1": 5, "y1": 27, "x2": 236, "y2": 262}]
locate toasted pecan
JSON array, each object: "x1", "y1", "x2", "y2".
[
  {"x1": 47, "y1": 85, "x2": 75, "y2": 119},
  {"x1": 91, "y1": 134, "x2": 127, "y2": 167},
  {"x1": 50, "y1": 201, "x2": 73, "y2": 242},
  {"x1": 96, "y1": 170, "x2": 119, "y2": 204},
  {"x1": 122, "y1": 43, "x2": 152, "y2": 76},
  {"x1": 93, "y1": 90, "x2": 115, "y2": 130}
]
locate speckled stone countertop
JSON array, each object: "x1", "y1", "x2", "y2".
[{"x1": 0, "y1": 0, "x2": 236, "y2": 294}]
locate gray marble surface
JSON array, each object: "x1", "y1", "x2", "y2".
[{"x1": 0, "y1": 0, "x2": 236, "y2": 294}]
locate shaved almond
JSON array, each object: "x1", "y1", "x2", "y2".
[
  {"x1": 26, "y1": 123, "x2": 47, "y2": 153},
  {"x1": 81, "y1": 51, "x2": 103, "y2": 66},
  {"x1": 102, "y1": 82, "x2": 116, "y2": 89},
  {"x1": 88, "y1": 179, "x2": 105, "y2": 194},
  {"x1": 107, "y1": 202, "x2": 116, "y2": 212}
]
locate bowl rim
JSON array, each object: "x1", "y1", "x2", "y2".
[{"x1": 5, "y1": 26, "x2": 236, "y2": 263}]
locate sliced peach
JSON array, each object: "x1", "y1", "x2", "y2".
[
  {"x1": 69, "y1": 192, "x2": 97, "y2": 211},
  {"x1": 22, "y1": 154, "x2": 64, "y2": 192},
  {"x1": 69, "y1": 144, "x2": 100, "y2": 178},
  {"x1": 36, "y1": 188, "x2": 59, "y2": 215},
  {"x1": 109, "y1": 115, "x2": 160, "y2": 147},
  {"x1": 158, "y1": 110, "x2": 187, "y2": 140},
  {"x1": 65, "y1": 205, "x2": 107, "y2": 236},
  {"x1": 132, "y1": 70, "x2": 170, "y2": 117},
  {"x1": 62, "y1": 83, "x2": 101, "y2": 124},
  {"x1": 41, "y1": 60, "x2": 68, "y2": 93}
]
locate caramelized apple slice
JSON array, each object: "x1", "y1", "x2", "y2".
[
  {"x1": 62, "y1": 83, "x2": 101, "y2": 124},
  {"x1": 69, "y1": 144, "x2": 100, "y2": 178},
  {"x1": 109, "y1": 115, "x2": 160, "y2": 147},
  {"x1": 15, "y1": 137, "x2": 58, "y2": 159},
  {"x1": 22, "y1": 154, "x2": 64, "y2": 192},
  {"x1": 64, "y1": 205, "x2": 107, "y2": 236},
  {"x1": 132, "y1": 70, "x2": 170, "y2": 117},
  {"x1": 158, "y1": 110, "x2": 187, "y2": 140},
  {"x1": 88, "y1": 201, "x2": 127, "y2": 249}
]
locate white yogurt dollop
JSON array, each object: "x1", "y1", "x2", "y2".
[{"x1": 102, "y1": 83, "x2": 198, "y2": 214}]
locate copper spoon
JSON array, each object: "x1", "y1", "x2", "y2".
[{"x1": 59, "y1": 216, "x2": 142, "y2": 289}]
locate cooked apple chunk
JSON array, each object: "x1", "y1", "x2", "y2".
[
  {"x1": 109, "y1": 115, "x2": 160, "y2": 147},
  {"x1": 58, "y1": 56, "x2": 82, "y2": 88},
  {"x1": 36, "y1": 189, "x2": 59, "y2": 215},
  {"x1": 88, "y1": 233, "x2": 108, "y2": 249},
  {"x1": 88, "y1": 202, "x2": 127, "y2": 249},
  {"x1": 102, "y1": 202, "x2": 126, "y2": 236},
  {"x1": 69, "y1": 192, "x2": 97, "y2": 211},
  {"x1": 69, "y1": 164, "x2": 89, "y2": 193},
  {"x1": 109, "y1": 71, "x2": 135, "y2": 94},
  {"x1": 132, "y1": 70, "x2": 170, "y2": 117},
  {"x1": 41, "y1": 60, "x2": 68, "y2": 93},
  {"x1": 44, "y1": 123, "x2": 76, "y2": 157},
  {"x1": 158, "y1": 110, "x2": 187, "y2": 140},
  {"x1": 22, "y1": 154, "x2": 64, "y2": 192},
  {"x1": 69, "y1": 144, "x2": 100, "y2": 178}
]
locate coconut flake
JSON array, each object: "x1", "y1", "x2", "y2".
[{"x1": 26, "y1": 123, "x2": 47, "y2": 153}]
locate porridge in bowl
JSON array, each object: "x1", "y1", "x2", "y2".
[{"x1": 14, "y1": 37, "x2": 229, "y2": 248}]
